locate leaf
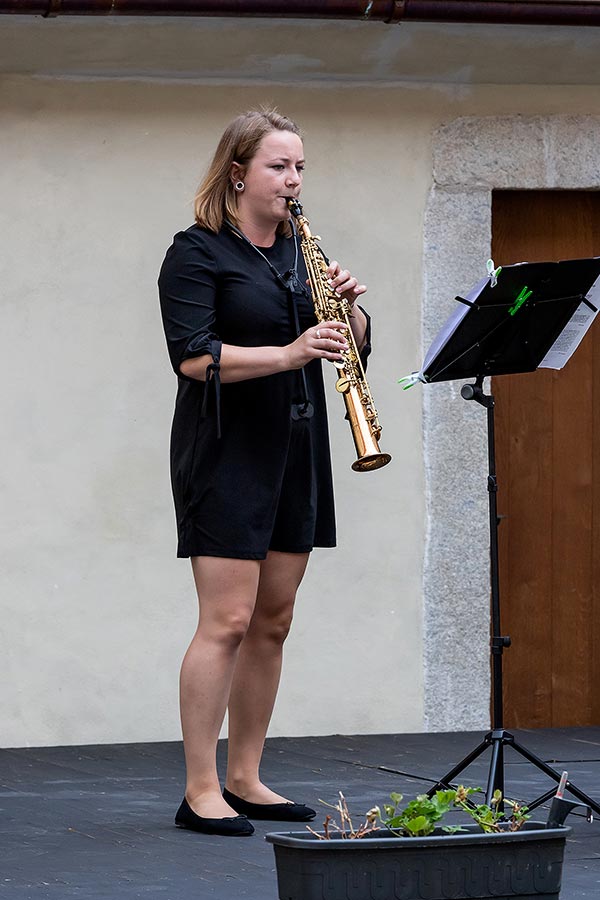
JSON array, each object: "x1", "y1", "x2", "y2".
[
  {"x1": 404, "y1": 798, "x2": 435, "y2": 817},
  {"x1": 435, "y1": 790, "x2": 457, "y2": 805},
  {"x1": 405, "y1": 816, "x2": 434, "y2": 836},
  {"x1": 389, "y1": 793, "x2": 403, "y2": 805},
  {"x1": 442, "y1": 825, "x2": 466, "y2": 834},
  {"x1": 430, "y1": 793, "x2": 453, "y2": 818},
  {"x1": 385, "y1": 816, "x2": 406, "y2": 829}
]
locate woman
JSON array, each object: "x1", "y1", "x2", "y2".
[{"x1": 158, "y1": 108, "x2": 370, "y2": 837}]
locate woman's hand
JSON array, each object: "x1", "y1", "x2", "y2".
[
  {"x1": 326, "y1": 260, "x2": 367, "y2": 308},
  {"x1": 285, "y1": 321, "x2": 349, "y2": 370}
]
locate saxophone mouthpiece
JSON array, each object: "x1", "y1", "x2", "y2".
[{"x1": 287, "y1": 197, "x2": 303, "y2": 216}]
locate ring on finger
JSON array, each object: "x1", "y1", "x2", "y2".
[{"x1": 316, "y1": 329, "x2": 321, "y2": 339}]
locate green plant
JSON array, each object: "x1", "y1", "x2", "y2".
[
  {"x1": 310, "y1": 786, "x2": 530, "y2": 840},
  {"x1": 381, "y1": 789, "x2": 460, "y2": 837},
  {"x1": 452, "y1": 785, "x2": 531, "y2": 834}
]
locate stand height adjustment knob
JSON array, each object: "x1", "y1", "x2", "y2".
[{"x1": 491, "y1": 635, "x2": 511, "y2": 653}]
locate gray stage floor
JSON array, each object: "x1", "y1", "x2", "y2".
[{"x1": 1, "y1": 728, "x2": 599, "y2": 899}]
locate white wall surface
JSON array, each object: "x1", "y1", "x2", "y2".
[
  {"x1": 0, "y1": 79, "x2": 421, "y2": 747},
  {"x1": 3, "y1": 23, "x2": 600, "y2": 747}
]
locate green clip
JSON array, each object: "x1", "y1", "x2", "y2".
[
  {"x1": 398, "y1": 374, "x2": 421, "y2": 390},
  {"x1": 508, "y1": 286, "x2": 533, "y2": 317}
]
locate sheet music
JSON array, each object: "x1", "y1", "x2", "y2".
[{"x1": 538, "y1": 276, "x2": 600, "y2": 370}]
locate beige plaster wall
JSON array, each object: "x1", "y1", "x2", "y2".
[{"x1": 3, "y1": 74, "x2": 600, "y2": 747}]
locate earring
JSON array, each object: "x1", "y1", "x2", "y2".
[{"x1": 234, "y1": 181, "x2": 245, "y2": 192}]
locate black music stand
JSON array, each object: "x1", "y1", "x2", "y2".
[{"x1": 415, "y1": 256, "x2": 600, "y2": 816}]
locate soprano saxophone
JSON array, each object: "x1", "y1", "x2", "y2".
[{"x1": 287, "y1": 198, "x2": 391, "y2": 472}]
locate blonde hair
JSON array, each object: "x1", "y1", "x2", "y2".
[{"x1": 194, "y1": 107, "x2": 302, "y2": 237}]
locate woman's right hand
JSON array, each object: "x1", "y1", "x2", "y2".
[
  {"x1": 284, "y1": 321, "x2": 349, "y2": 370},
  {"x1": 181, "y1": 322, "x2": 350, "y2": 384}
]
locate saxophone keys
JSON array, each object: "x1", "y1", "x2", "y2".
[{"x1": 335, "y1": 376, "x2": 351, "y2": 394}]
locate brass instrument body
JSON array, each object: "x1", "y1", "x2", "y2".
[{"x1": 287, "y1": 199, "x2": 391, "y2": 472}]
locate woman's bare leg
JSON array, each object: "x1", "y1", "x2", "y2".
[
  {"x1": 181, "y1": 555, "x2": 260, "y2": 817},
  {"x1": 225, "y1": 550, "x2": 310, "y2": 803}
]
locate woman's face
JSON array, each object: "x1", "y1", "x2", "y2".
[{"x1": 233, "y1": 130, "x2": 304, "y2": 229}]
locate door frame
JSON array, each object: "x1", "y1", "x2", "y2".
[{"x1": 422, "y1": 115, "x2": 600, "y2": 732}]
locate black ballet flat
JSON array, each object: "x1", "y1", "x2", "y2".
[
  {"x1": 222, "y1": 787, "x2": 316, "y2": 822},
  {"x1": 175, "y1": 797, "x2": 255, "y2": 836}
]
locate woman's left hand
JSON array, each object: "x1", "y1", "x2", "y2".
[{"x1": 326, "y1": 261, "x2": 367, "y2": 308}]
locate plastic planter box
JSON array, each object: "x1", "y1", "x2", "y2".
[{"x1": 266, "y1": 822, "x2": 570, "y2": 900}]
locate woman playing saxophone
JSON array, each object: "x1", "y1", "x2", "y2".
[{"x1": 158, "y1": 107, "x2": 374, "y2": 839}]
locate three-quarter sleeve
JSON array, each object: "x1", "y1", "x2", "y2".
[
  {"x1": 158, "y1": 230, "x2": 222, "y2": 380},
  {"x1": 159, "y1": 229, "x2": 223, "y2": 436}
]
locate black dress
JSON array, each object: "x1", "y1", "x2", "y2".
[{"x1": 158, "y1": 224, "x2": 370, "y2": 560}]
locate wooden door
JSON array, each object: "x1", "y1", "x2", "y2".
[{"x1": 492, "y1": 190, "x2": 600, "y2": 728}]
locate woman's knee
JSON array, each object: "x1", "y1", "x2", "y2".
[
  {"x1": 245, "y1": 551, "x2": 307, "y2": 645},
  {"x1": 249, "y1": 599, "x2": 296, "y2": 646},
  {"x1": 269, "y1": 613, "x2": 294, "y2": 645},
  {"x1": 191, "y1": 556, "x2": 260, "y2": 647},
  {"x1": 207, "y1": 607, "x2": 255, "y2": 647}
]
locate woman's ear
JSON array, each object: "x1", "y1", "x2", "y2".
[{"x1": 230, "y1": 161, "x2": 245, "y2": 186}]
